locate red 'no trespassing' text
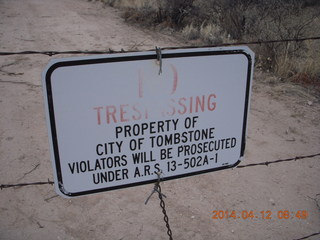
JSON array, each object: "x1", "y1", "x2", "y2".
[{"x1": 93, "y1": 93, "x2": 217, "y2": 125}]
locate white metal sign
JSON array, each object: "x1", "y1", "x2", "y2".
[{"x1": 42, "y1": 47, "x2": 254, "y2": 197}]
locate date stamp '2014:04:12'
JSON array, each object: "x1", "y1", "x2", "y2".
[{"x1": 212, "y1": 210, "x2": 309, "y2": 220}]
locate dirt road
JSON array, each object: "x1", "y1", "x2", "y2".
[{"x1": 0, "y1": 0, "x2": 319, "y2": 239}]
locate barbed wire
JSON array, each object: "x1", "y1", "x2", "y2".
[
  {"x1": 236, "y1": 152, "x2": 320, "y2": 169},
  {"x1": 0, "y1": 152, "x2": 319, "y2": 189},
  {"x1": 294, "y1": 232, "x2": 320, "y2": 240},
  {"x1": 1, "y1": 24, "x2": 319, "y2": 240},
  {"x1": 0, "y1": 36, "x2": 319, "y2": 56},
  {"x1": 0, "y1": 153, "x2": 319, "y2": 240},
  {"x1": 0, "y1": 179, "x2": 54, "y2": 189}
]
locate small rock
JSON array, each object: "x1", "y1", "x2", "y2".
[
  {"x1": 191, "y1": 216, "x2": 195, "y2": 219},
  {"x1": 269, "y1": 198, "x2": 276, "y2": 206},
  {"x1": 307, "y1": 101, "x2": 313, "y2": 106}
]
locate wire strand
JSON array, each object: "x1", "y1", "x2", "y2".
[
  {"x1": 0, "y1": 152, "x2": 319, "y2": 189},
  {"x1": 237, "y1": 153, "x2": 320, "y2": 169},
  {"x1": 293, "y1": 232, "x2": 320, "y2": 240},
  {"x1": 1, "y1": 36, "x2": 319, "y2": 56}
]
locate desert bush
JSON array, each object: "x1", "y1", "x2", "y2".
[
  {"x1": 181, "y1": 23, "x2": 199, "y2": 40},
  {"x1": 244, "y1": 0, "x2": 319, "y2": 78},
  {"x1": 193, "y1": 0, "x2": 255, "y2": 39},
  {"x1": 100, "y1": 0, "x2": 320, "y2": 84},
  {"x1": 102, "y1": 0, "x2": 196, "y2": 26},
  {"x1": 191, "y1": 0, "x2": 320, "y2": 81},
  {"x1": 165, "y1": 0, "x2": 195, "y2": 25},
  {"x1": 199, "y1": 22, "x2": 232, "y2": 44},
  {"x1": 290, "y1": 40, "x2": 320, "y2": 85}
]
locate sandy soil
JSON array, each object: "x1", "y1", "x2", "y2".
[{"x1": 0, "y1": 0, "x2": 319, "y2": 239}]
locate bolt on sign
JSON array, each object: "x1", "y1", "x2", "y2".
[{"x1": 42, "y1": 47, "x2": 254, "y2": 198}]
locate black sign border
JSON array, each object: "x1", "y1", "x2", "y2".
[{"x1": 45, "y1": 48, "x2": 253, "y2": 197}]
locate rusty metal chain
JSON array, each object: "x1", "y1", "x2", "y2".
[
  {"x1": 157, "y1": 183, "x2": 173, "y2": 240},
  {"x1": 145, "y1": 171, "x2": 173, "y2": 240}
]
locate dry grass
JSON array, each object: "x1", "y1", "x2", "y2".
[
  {"x1": 181, "y1": 23, "x2": 199, "y2": 40},
  {"x1": 100, "y1": 0, "x2": 320, "y2": 86},
  {"x1": 292, "y1": 41, "x2": 320, "y2": 85},
  {"x1": 103, "y1": 0, "x2": 159, "y2": 9}
]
